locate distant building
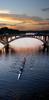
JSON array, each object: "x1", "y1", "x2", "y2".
[{"x1": 26, "y1": 32, "x2": 36, "y2": 35}]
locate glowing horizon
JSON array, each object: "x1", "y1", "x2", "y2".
[
  {"x1": 0, "y1": 10, "x2": 11, "y2": 14},
  {"x1": 10, "y1": 37, "x2": 43, "y2": 50},
  {"x1": 0, "y1": 9, "x2": 49, "y2": 30},
  {"x1": 0, "y1": 0, "x2": 49, "y2": 30}
]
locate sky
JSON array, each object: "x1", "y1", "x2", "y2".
[{"x1": 0, "y1": 0, "x2": 49, "y2": 30}]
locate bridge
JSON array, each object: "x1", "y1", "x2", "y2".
[
  {"x1": 0, "y1": 28, "x2": 49, "y2": 52},
  {"x1": 0, "y1": 33, "x2": 49, "y2": 45}
]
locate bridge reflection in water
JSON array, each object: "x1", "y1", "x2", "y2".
[
  {"x1": 0, "y1": 42, "x2": 49, "y2": 56},
  {"x1": 0, "y1": 37, "x2": 43, "y2": 54}
]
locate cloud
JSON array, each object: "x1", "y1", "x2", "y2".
[
  {"x1": 0, "y1": 9, "x2": 43, "y2": 21},
  {"x1": 0, "y1": 10, "x2": 11, "y2": 14},
  {"x1": 31, "y1": 16, "x2": 43, "y2": 21},
  {"x1": 42, "y1": 8, "x2": 49, "y2": 11},
  {"x1": 0, "y1": 10, "x2": 49, "y2": 30},
  {"x1": 45, "y1": 18, "x2": 49, "y2": 20}
]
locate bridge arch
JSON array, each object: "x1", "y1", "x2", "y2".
[
  {"x1": 0, "y1": 35, "x2": 48, "y2": 46},
  {"x1": 8, "y1": 35, "x2": 44, "y2": 44}
]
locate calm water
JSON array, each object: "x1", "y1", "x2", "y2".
[{"x1": 0, "y1": 50, "x2": 49, "y2": 100}]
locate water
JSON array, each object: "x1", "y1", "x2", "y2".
[{"x1": 0, "y1": 50, "x2": 49, "y2": 99}]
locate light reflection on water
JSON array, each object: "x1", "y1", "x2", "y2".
[
  {"x1": 0, "y1": 37, "x2": 43, "y2": 53},
  {"x1": 9, "y1": 37, "x2": 43, "y2": 52},
  {"x1": 0, "y1": 47, "x2": 49, "y2": 99}
]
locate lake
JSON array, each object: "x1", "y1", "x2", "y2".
[
  {"x1": 0, "y1": 49, "x2": 49, "y2": 100},
  {"x1": 0, "y1": 37, "x2": 49, "y2": 100}
]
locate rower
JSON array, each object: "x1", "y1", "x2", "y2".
[{"x1": 17, "y1": 57, "x2": 26, "y2": 80}]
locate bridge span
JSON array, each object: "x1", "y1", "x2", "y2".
[
  {"x1": 0, "y1": 34, "x2": 49, "y2": 45},
  {"x1": 0, "y1": 31, "x2": 49, "y2": 52}
]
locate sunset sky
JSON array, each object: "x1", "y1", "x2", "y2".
[{"x1": 0, "y1": 0, "x2": 49, "y2": 30}]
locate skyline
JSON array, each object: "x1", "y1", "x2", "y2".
[{"x1": 0, "y1": 0, "x2": 49, "y2": 30}]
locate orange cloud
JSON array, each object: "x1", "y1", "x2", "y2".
[{"x1": 0, "y1": 12, "x2": 49, "y2": 30}]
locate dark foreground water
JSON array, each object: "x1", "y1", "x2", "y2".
[{"x1": 0, "y1": 50, "x2": 49, "y2": 100}]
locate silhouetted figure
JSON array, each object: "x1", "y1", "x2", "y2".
[{"x1": 18, "y1": 57, "x2": 26, "y2": 80}]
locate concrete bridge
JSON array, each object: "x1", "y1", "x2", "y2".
[
  {"x1": 0, "y1": 34, "x2": 49, "y2": 45},
  {"x1": 0, "y1": 30, "x2": 49, "y2": 53},
  {"x1": 0, "y1": 27, "x2": 49, "y2": 53}
]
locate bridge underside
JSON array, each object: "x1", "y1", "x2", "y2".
[{"x1": 0, "y1": 34, "x2": 49, "y2": 46}]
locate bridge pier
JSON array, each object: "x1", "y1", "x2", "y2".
[
  {"x1": 43, "y1": 36, "x2": 46, "y2": 42},
  {"x1": 48, "y1": 36, "x2": 49, "y2": 42},
  {"x1": 5, "y1": 44, "x2": 9, "y2": 54},
  {"x1": 43, "y1": 39, "x2": 49, "y2": 52},
  {"x1": 4, "y1": 36, "x2": 9, "y2": 54}
]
